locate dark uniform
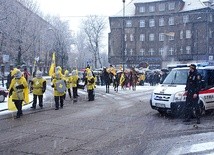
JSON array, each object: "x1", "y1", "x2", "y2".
[{"x1": 183, "y1": 64, "x2": 201, "y2": 124}]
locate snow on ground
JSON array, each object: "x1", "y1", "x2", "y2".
[{"x1": 0, "y1": 76, "x2": 157, "y2": 116}]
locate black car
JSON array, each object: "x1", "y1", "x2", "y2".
[{"x1": 0, "y1": 86, "x2": 8, "y2": 102}]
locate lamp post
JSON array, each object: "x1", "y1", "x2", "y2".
[
  {"x1": 122, "y1": 0, "x2": 125, "y2": 72},
  {"x1": 206, "y1": 10, "x2": 209, "y2": 62}
]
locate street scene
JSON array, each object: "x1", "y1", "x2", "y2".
[
  {"x1": 0, "y1": 84, "x2": 214, "y2": 154},
  {"x1": 1, "y1": 0, "x2": 214, "y2": 154}
]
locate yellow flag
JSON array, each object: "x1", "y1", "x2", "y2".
[{"x1": 49, "y1": 52, "x2": 56, "y2": 76}]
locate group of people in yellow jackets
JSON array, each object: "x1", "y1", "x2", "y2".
[
  {"x1": 51, "y1": 66, "x2": 80, "y2": 110},
  {"x1": 7, "y1": 65, "x2": 98, "y2": 118},
  {"x1": 51, "y1": 66, "x2": 96, "y2": 110},
  {"x1": 8, "y1": 68, "x2": 46, "y2": 118}
]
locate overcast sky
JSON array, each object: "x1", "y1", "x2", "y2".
[{"x1": 36, "y1": 0, "x2": 132, "y2": 31}]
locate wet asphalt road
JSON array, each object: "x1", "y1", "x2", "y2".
[{"x1": 0, "y1": 85, "x2": 214, "y2": 155}]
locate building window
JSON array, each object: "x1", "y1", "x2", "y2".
[
  {"x1": 159, "y1": 18, "x2": 164, "y2": 26},
  {"x1": 168, "y1": 47, "x2": 174, "y2": 55},
  {"x1": 159, "y1": 3, "x2": 165, "y2": 11},
  {"x1": 140, "y1": 48, "x2": 145, "y2": 56},
  {"x1": 168, "y1": 2, "x2": 175, "y2": 10},
  {"x1": 140, "y1": 34, "x2": 145, "y2": 41},
  {"x1": 149, "y1": 48, "x2": 155, "y2": 56},
  {"x1": 209, "y1": 29, "x2": 213, "y2": 38},
  {"x1": 183, "y1": 15, "x2": 189, "y2": 23},
  {"x1": 130, "y1": 49, "x2": 134, "y2": 55},
  {"x1": 180, "y1": 30, "x2": 183, "y2": 39},
  {"x1": 124, "y1": 34, "x2": 127, "y2": 41},
  {"x1": 186, "y1": 30, "x2": 191, "y2": 39},
  {"x1": 126, "y1": 20, "x2": 132, "y2": 27},
  {"x1": 149, "y1": 5, "x2": 155, "y2": 12},
  {"x1": 159, "y1": 33, "x2": 165, "y2": 41},
  {"x1": 169, "y1": 34, "x2": 174, "y2": 41},
  {"x1": 139, "y1": 20, "x2": 145, "y2": 27},
  {"x1": 209, "y1": 47, "x2": 212, "y2": 54},
  {"x1": 149, "y1": 19, "x2": 155, "y2": 27},
  {"x1": 130, "y1": 34, "x2": 134, "y2": 41},
  {"x1": 168, "y1": 17, "x2": 174, "y2": 25},
  {"x1": 139, "y1": 6, "x2": 145, "y2": 13},
  {"x1": 180, "y1": 47, "x2": 183, "y2": 54},
  {"x1": 149, "y1": 33, "x2": 155, "y2": 41},
  {"x1": 186, "y1": 46, "x2": 191, "y2": 54},
  {"x1": 209, "y1": 14, "x2": 213, "y2": 22},
  {"x1": 159, "y1": 48, "x2": 164, "y2": 55}
]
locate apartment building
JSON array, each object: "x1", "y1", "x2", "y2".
[{"x1": 108, "y1": 0, "x2": 214, "y2": 69}]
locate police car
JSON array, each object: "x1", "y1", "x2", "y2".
[{"x1": 150, "y1": 63, "x2": 214, "y2": 116}]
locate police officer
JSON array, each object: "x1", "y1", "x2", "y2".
[{"x1": 183, "y1": 64, "x2": 201, "y2": 124}]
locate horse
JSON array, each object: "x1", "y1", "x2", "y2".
[
  {"x1": 102, "y1": 68, "x2": 112, "y2": 93},
  {"x1": 128, "y1": 69, "x2": 138, "y2": 91},
  {"x1": 113, "y1": 71, "x2": 122, "y2": 92}
]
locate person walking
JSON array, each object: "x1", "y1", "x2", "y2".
[
  {"x1": 30, "y1": 71, "x2": 46, "y2": 109},
  {"x1": 183, "y1": 64, "x2": 202, "y2": 124},
  {"x1": 6, "y1": 64, "x2": 14, "y2": 89},
  {"x1": 71, "y1": 69, "x2": 79, "y2": 102},
  {"x1": 63, "y1": 70, "x2": 72, "y2": 100},
  {"x1": 8, "y1": 68, "x2": 28, "y2": 118},
  {"x1": 51, "y1": 71, "x2": 66, "y2": 110},
  {"x1": 85, "y1": 71, "x2": 95, "y2": 101},
  {"x1": 23, "y1": 67, "x2": 31, "y2": 82}
]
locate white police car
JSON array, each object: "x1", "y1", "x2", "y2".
[{"x1": 150, "y1": 63, "x2": 214, "y2": 116}]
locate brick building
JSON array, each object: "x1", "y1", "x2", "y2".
[{"x1": 108, "y1": 0, "x2": 214, "y2": 69}]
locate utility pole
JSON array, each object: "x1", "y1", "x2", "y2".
[{"x1": 122, "y1": 0, "x2": 125, "y2": 72}]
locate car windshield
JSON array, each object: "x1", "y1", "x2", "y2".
[{"x1": 162, "y1": 69, "x2": 189, "y2": 85}]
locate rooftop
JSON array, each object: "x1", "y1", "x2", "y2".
[{"x1": 112, "y1": 0, "x2": 210, "y2": 17}]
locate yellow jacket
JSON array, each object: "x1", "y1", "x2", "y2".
[
  {"x1": 52, "y1": 79, "x2": 65, "y2": 96},
  {"x1": 87, "y1": 76, "x2": 95, "y2": 90},
  {"x1": 120, "y1": 73, "x2": 125, "y2": 85},
  {"x1": 139, "y1": 74, "x2": 145, "y2": 81},
  {"x1": 9, "y1": 77, "x2": 28, "y2": 101},
  {"x1": 71, "y1": 75, "x2": 79, "y2": 88},
  {"x1": 63, "y1": 76, "x2": 72, "y2": 88},
  {"x1": 32, "y1": 77, "x2": 46, "y2": 95}
]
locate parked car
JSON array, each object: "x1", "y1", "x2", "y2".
[{"x1": 0, "y1": 86, "x2": 8, "y2": 102}]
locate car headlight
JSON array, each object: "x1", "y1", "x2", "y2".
[{"x1": 174, "y1": 91, "x2": 186, "y2": 102}]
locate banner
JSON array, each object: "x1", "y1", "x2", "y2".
[{"x1": 49, "y1": 52, "x2": 56, "y2": 76}]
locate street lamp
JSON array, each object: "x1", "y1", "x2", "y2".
[
  {"x1": 206, "y1": 10, "x2": 209, "y2": 62},
  {"x1": 122, "y1": 0, "x2": 126, "y2": 72}
]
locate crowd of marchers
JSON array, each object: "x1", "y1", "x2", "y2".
[
  {"x1": 5, "y1": 65, "x2": 96, "y2": 119},
  {"x1": 96, "y1": 65, "x2": 168, "y2": 93},
  {"x1": 5, "y1": 63, "x2": 169, "y2": 119}
]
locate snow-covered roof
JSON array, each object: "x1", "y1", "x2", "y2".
[
  {"x1": 112, "y1": 0, "x2": 209, "y2": 17},
  {"x1": 134, "y1": 0, "x2": 165, "y2": 2},
  {"x1": 181, "y1": 0, "x2": 207, "y2": 12}
]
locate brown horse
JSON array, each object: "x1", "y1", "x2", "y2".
[{"x1": 129, "y1": 70, "x2": 138, "y2": 91}]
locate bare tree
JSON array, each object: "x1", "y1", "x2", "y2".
[
  {"x1": 46, "y1": 16, "x2": 73, "y2": 70},
  {"x1": 74, "y1": 30, "x2": 92, "y2": 69},
  {"x1": 81, "y1": 15, "x2": 106, "y2": 69}
]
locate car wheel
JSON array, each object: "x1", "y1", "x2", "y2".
[
  {"x1": 158, "y1": 110, "x2": 166, "y2": 115},
  {"x1": 0, "y1": 94, "x2": 5, "y2": 102},
  {"x1": 199, "y1": 101, "x2": 206, "y2": 115}
]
